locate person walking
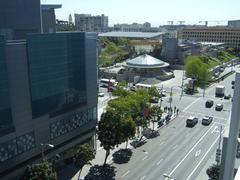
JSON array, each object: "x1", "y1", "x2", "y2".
[{"x1": 177, "y1": 108, "x2": 179, "y2": 116}]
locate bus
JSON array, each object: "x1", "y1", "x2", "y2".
[
  {"x1": 99, "y1": 78, "x2": 118, "y2": 88},
  {"x1": 135, "y1": 83, "x2": 152, "y2": 91}
]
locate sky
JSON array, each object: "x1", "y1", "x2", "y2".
[{"x1": 41, "y1": 0, "x2": 240, "y2": 27}]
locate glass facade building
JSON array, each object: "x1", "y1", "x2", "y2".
[
  {"x1": 0, "y1": 35, "x2": 13, "y2": 132},
  {"x1": 27, "y1": 33, "x2": 87, "y2": 118}
]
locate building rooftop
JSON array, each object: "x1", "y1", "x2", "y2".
[
  {"x1": 126, "y1": 54, "x2": 169, "y2": 68},
  {"x1": 98, "y1": 31, "x2": 164, "y2": 39},
  {"x1": 41, "y1": 4, "x2": 62, "y2": 10}
]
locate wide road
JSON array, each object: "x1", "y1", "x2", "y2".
[{"x1": 114, "y1": 72, "x2": 235, "y2": 180}]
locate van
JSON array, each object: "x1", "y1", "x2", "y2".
[{"x1": 186, "y1": 116, "x2": 198, "y2": 127}]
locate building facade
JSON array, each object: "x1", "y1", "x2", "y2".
[
  {"x1": 0, "y1": 32, "x2": 98, "y2": 179},
  {"x1": 178, "y1": 27, "x2": 240, "y2": 49},
  {"x1": 228, "y1": 20, "x2": 240, "y2": 28},
  {"x1": 0, "y1": 0, "x2": 41, "y2": 40},
  {"x1": 111, "y1": 22, "x2": 159, "y2": 32},
  {"x1": 74, "y1": 14, "x2": 108, "y2": 32}
]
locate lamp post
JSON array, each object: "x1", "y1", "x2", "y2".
[
  {"x1": 41, "y1": 143, "x2": 54, "y2": 160},
  {"x1": 163, "y1": 173, "x2": 175, "y2": 180}
]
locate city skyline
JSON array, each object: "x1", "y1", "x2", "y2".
[{"x1": 41, "y1": 0, "x2": 240, "y2": 26}]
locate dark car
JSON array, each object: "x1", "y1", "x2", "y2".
[
  {"x1": 205, "y1": 100, "x2": 214, "y2": 108},
  {"x1": 224, "y1": 94, "x2": 231, "y2": 99},
  {"x1": 186, "y1": 116, "x2": 198, "y2": 127},
  {"x1": 202, "y1": 116, "x2": 213, "y2": 125},
  {"x1": 215, "y1": 103, "x2": 223, "y2": 111}
]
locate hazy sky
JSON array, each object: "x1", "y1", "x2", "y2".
[{"x1": 41, "y1": 0, "x2": 240, "y2": 26}]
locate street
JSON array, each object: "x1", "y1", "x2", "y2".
[{"x1": 112, "y1": 71, "x2": 234, "y2": 180}]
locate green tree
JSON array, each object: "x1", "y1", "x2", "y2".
[
  {"x1": 97, "y1": 110, "x2": 123, "y2": 165},
  {"x1": 149, "y1": 105, "x2": 162, "y2": 130},
  {"x1": 121, "y1": 116, "x2": 136, "y2": 149},
  {"x1": 23, "y1": 160, "x2": 57, "y2": 180},
  {"x1": 198, "y1": 64, "x2": 211, "y2": 87},
  {"x1": 148, "y1": 86, "x2": 160, "y2": 98},
  {"x1": 74, "y1": 144, "x2": 95, "y2": 179},
  {"x1": 134, "y1": 115, "x2": 148, "y2": 139},
  {"x1": 206, "y1": 164, "x2": 220, "y2": 180},
  {"x1": 185, "y1": 56, "x2": 202, "y2": 79}
]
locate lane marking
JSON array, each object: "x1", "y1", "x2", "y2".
[
  {"x1": 160, "y1": 141, "x2": 165, "y2": 146},
  {"x1": 184, "y1": 111, "x2": 227, "y2": 121},
  {"x1": 142, "y1": 156, "x2": 148, "y2": 161},
  {"x1": 168, "y1": 123, "x2": 215, "y2": 176},
  {"x1": 121, "y1": 170, "x2": 130, "y2": 178},
  {"x1": 172, "y1": 144, "x2": 178, "y2": 150},
  {"x1": 195, "y1": 149, "x2": 201, "y2": 157},
  {"x1": 186, "y1": 135, "x2": 220, "y2": 180},
  {"x1": 140, "y1": 176, "x2": 146, "y2": 180},
  {"x1": 183, "y1": 98, "x2": 201, "y2": 112},
  {"x1": 211, "y1": 126, "x2": 218, "y2": 134},
  {"x1": 156, "y1": 159, "x2": 163, "y2": 166}
]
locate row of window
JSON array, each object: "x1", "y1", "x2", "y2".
[{"x1": 0, "y1": 132, "x2": 35, "y2": 163}]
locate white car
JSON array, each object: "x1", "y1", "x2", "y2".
[{"x1": 98, "y1": 92, "x2": 104, "y2": 97}]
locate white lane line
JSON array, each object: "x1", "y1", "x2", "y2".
[
  {"x1": 186, "y1": 135, "x2": 220, "y2": 180},
  {"x1": 168, "y1": 123, "x2": 215, "y2": 176},
  {"x1": 172, "y1": 144, "x2": 178, "y2": 150},
  {"x1": 195, "y1": 149, "x2": 201, "y2": 157},
  {"x1": 142, "y1": 156, "x2": 148, "y2": 161},
  {"x1": 184, "y1": 111, "x2": 227, "y2": 121},
  {"x1": 156, "y1": 159, "x2": 163, "y2": 166},
  {"x1": 160, "y1": 141, "x2": 165, "y2": 146},
  {"x1": 183, "y1": 98, "x2": 201, "y2": 112},
  {"x1": 121, "y1": 170, "x2": 130, "y2": 178},
  {"x1": 140, "y1": 176, "x2": 146, "y2": 180},
  {"x1": 211, "y1": 126, "x2": 218, "y2": 134}
]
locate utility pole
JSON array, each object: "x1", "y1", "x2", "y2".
[
  {"x1": 160, "y1": 84, "x2": 163, "y2": 107},
  {"x1": 169, "y1": 87, "x2": 173, "y2": 109},
  {"x1": 181, "y1": 70, "x2": 185, "y2": 98}
]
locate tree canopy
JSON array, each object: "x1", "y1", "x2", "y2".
[{"x1": 23, "y1": 160, "x2": 57, "y2": 180}]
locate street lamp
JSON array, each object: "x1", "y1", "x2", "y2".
[
  {"x1": 41, "y1": 143, "x2": 54, "y2": 160},
  {"x1": 163, "y1": 173, "x2": 175, "y2": 180}
]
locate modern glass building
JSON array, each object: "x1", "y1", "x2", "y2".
[
  {"x1": 0, "y1": 32, "x2": 98, "y2": 179},
  {"x1": 27, "y1": 33, "x2": 88, "y2": 118},
  {"x1": 0, "y1": 35, "x2": 13, "y2": 135}
]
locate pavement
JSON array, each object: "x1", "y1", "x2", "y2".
[{"x1": 61, "y1": 68, "x2": 236, "y2": 180}]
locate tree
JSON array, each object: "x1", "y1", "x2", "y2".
[
  {"x1": 97, "y1": 110, "x2": 123, "y2": 165},
  {"x1": 121, "y1": 116, "x2": 136, "y2": 149},
  {"x1": 149, "y1": 105, "x2": 162, "y2": 130},
  {"x1": 148, "y1": 86, "x2": 160, "y2": 98},
  {"x1": 185, "y1": 56, "x2": 202, "y2": 80},
  {"x1": 23, "y1": 160, "x2": 57, "y2": 180},
  {"x1": 134, "y1": 114, "x2": 148, "y2": 139},
  {"x1": 74, "y1": 144, "x2": 95, "y2": 179},
  {"x1": 206, "y1": 164, "x2": 220, "y2": 180},
  {"x1": 198, "y1": 64, "x2": 211, "y2": 87}
]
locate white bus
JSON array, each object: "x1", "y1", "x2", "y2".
[
  {"x1": 99, "y1": 78, "x2": 118, "y2": 88},
  {"x1": 135, "y1": 83, "x2": 152, "y2": 91}
]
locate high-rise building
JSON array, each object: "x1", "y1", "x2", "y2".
[
  {"x1": 0, "y1": 32, "x2": 98, "y2": 179},
  {"x1": 0, "y1": 0, "x2": 42, "y2": 40},
  {"x1": 74, "y1": 14, "x2": 108, "y2": 32}
]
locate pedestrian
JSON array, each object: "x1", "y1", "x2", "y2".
[
  {"x1": 174, "y1": 106, "x2": 176, "y2": 113},
  {"x1": 177, "y1": 108, "x2": 179, "y2": 116}
]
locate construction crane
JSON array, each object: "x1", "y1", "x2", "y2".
[
  {"x1": 178, "y1": 21, "x2": 185, "y2": 25},
  {"x1": 167, "y1": 21, "x2": 174, "y2": 25}
]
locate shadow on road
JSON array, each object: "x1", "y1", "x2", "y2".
[
  {"x1": 84, "y1": 164, "x2": 116, "y2": 180},
  {"x1": 112, "y1": 149, "x2": 133, "y2": 164}
]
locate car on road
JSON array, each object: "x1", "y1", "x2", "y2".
[
  {"x1": 202, "y1": 116, "x2": 213, "y2": 125},
  {"x1": 186, "y1": 116, "x2": 198, "y2": 127},
  {"x1": 205, "y1": 100, "x2": 214, "y2": 108},
  {"x1": 224, "y1": 94, "x2": 231, "y2": 99},
  {"x1": 215, "y1": 103, "x2": 223, "y2": 111},
  {"x1": 98, "y1": 92, "x2": 104, "y2": 97}
]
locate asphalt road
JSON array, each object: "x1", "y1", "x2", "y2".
[{"x1": 113, "y1": 72, "x2": 235, "y2": 180}]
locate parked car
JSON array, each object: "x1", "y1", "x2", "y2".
[
  {"x1": 215, "y1": 103, "x2": 223, "y2": 111},
  {"x1": 98, "y1": 92, "x2": 104, "y2": 97},
  {"x1": 186, "y1": 116, "x2": 198, "y2": 127},
  {"x1": 205, "y1": 100, "x2": 214, "y2": 108},
  {"x1": 202, "y1": 116, "x2": 213, "y2": 125},
  {"x1": 224, "y1": 94, "x2": 231, "y2": 99}
]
